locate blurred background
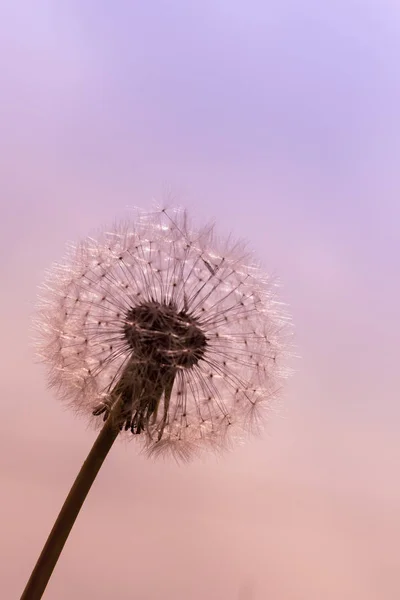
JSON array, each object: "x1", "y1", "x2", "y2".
[{"x1": 1, "y1": 1, "x2": 399, "y2": 598}]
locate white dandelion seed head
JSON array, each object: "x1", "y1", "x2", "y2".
[{"x1": 35, "y1": 207, "x2": 291, "y2": 461}]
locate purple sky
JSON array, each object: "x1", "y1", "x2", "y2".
[{"x1": 1, "y1": 1, "x2": 400, "y2": 598}]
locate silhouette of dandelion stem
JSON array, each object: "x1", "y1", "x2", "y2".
[
  {"x1": 21, "y1": 207, "x2": 289, "y2": 599},
  {"x1": 20, "y1": 398, "x2": 123, "y2": 600}
]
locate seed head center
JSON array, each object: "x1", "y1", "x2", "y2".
[{"x1": 123, "y1": 301, "x2": 207, "y2": 369}]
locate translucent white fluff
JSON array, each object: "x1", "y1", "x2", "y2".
[{"x1": 35, "y1": 207, "x2": 290, "y2": 460}]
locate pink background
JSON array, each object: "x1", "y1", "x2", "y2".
[{"x1": 1, "y1": 1, "x2": 399, "y2": 598}]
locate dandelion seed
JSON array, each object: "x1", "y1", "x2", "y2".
[{"x1": 35, "y1": 207, "x2": 289, "y2": 460}]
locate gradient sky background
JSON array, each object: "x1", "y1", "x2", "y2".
[{"x1": 1, "y1": 1, "x2": 400, "y2": 599}]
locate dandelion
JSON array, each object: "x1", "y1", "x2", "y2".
[{"x1": 21, "y1": 207, "x2": 290, "y2": 599}]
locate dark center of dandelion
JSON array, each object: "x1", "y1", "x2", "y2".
[
  {"x1": 93, "y1": 301, "x2": 208, "y2": 437},
  {"x1": 123, "y1": 301, "x2": 207, "y2": 369}
]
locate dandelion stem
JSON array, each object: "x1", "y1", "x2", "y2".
[{"x1": 20, "y1": 402, "x2": 122, "y2": 600}]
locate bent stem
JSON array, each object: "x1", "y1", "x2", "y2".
[{"x1": 20, "y1": 401, "x2": 123, "y2": 600}]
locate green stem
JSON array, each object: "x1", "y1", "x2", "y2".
[{"x1": 20, "y1": 408, "x2": 122, "y2": 600}]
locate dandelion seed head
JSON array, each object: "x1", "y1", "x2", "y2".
[{"x1": 35, "y1": 207, "x2": 291, "y2": 460}]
